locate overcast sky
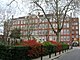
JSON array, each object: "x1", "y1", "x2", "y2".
[{"x1": 0, "y1": 0, "x2": 80, "y2": 35}]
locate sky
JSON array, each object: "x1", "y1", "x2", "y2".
[{"x1": 0, "y1": 0, "x2": 80, "y2": 35}]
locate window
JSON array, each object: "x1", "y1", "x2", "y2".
[
  {"x1": 17, "y1": 21, "x2": 20, "y2": 24},
  {"x1": 53, "y1": 24, "x2": 57, "y2": 28},
  {"x1": 45, "y1": 19, "x2": 48, "y2": 22},
  {"x1": 72, "y1": 35, "x2": 74, "y2": 38},
  {"x1": 21, "y1": 25, "x2": 22, "y2": 29},
  {"x1": 49, "y1": 36, "x2": 53, "y2": 40},
  {"x1": 54, "y1": 36, "x2": 57, "y2": 40},
  {"x1": 50, "y1": 18, "x2": 53, "y2": 22},
  {"x1": 35, "y1": 19, "x2": 38, "y2": 23},
  {"x1": 76, "y1": 31, "x2": 78, "y2": 34},
  {"x1": 45, "y1": 24, "x2": 48, "y2": 28},
  {"x1": 76, "y1": 35, "x2": 78, "y2": 38},
  {"x1": 20, "y1": 31, "x2": 23, "y2": 34},
  {"x1": 64, "y1": 36, "x2": 66, "y2": 40},
  {"x1": 32, "y1": 31, "x2": 36, "y2": 35},
  {"x1": 76, "y1": 23, "x2": 78, "y2": 25},
  {"x1": 49, "y1": 30, "x2": 54, "y2": 34},
  {"x1": 66, "y1": 36, "x2": 69, "y2": 40},
  {"x1": 74, "y1": 22, "x2": 78, "y2": 25},
  {"x1": 76, "y1": 26, "x2": 78, "y2": 29},
  {"x1": 21, "y1": 20, "x2": 23, "y2": 24},
  {"x1": 23, "y1": 32, "x2": 26, "y2": 35},
  {"x1": 66, "y1": 30, "x2": 70, "y2": 34},
  {"x1": 23, "y1": 20, "x2": 25, "y2": 24},
  {"x1": 64, "y1": 23, "x2": 67, "y2": 28},
  {"x1": 64, "y1": 30, "x2": 67, "y2": 34},
  {"x1": 17, "y1": 26, "x2": 19, "y2": 28},
  {"x1": 72, "y1": 31, "x2": 74, "y2": 34},
  {"x1": 72, "y1": 27, "x2": 74, "y2": 29},
  {"x1": 67, "y1": 23, "x2": 69, "y2": 28},
  {"x1": 61, "y1": 36, "x2": 64, "y2": 40},
  {"x1": 61, "y1": 30, "x2": 63, "y2": 34}
]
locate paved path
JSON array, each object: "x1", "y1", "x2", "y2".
[{"x1": 56, "y1": 47, "x2": 80, "y2": 60}]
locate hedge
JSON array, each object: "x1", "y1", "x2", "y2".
[
  {"x1": 48, "y1": 41, "x2": 62, "y2": 52},
  {"x1": 0, "y1": 40, "x2": 69, "y2": 59},
  {"x1": 61, "y1": 42, "x2": 69, "y2": 50},
  {"x1": 42, "y1": 41, "x2": 56, "y2": 55},
  {"x1": 0, "y1": 45, "x2": 31, "y2": 60}
]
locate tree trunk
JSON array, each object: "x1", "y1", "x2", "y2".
[{"x1": 56, "y1": 32, "x2": 60, "y2": 42}]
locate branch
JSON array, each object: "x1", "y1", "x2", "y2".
[
  {"x1": 34, "y1": 1, "x2": 57, "y2": 34},
  {"x1": 59, "y1": 0, "x2": 73, "y2": 32},
  {"x1": 61, "y1": 0, "x2": 74, "y2": 13},
  {"x1": 7, "y1": 0, "x2": 15, "y2": 6}
]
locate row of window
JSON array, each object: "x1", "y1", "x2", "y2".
[
  {"x1": 14, "y1": 24, "x2": 77, "y2": 30},
  {"x1": 72, "y1": 22, "x2": 78, "y2": 25},
  {"x1": 72, "y1": 31, "x2": 78, "y2": 34},
  {"x1": 61, "y1": 36, "x2": 70, "y2": 41},
  {"x1": 72, "y1": 35, "x2": 79, "y2": 38},
  {"x1": 12, "y1": 18, "x2": 73, "y2": 27},
  {"x1": 72, "y1": 26, "x2": 78, "y2": 29}
]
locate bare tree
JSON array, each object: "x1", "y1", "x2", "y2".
[
  {"x1": 6, "y1": 0, "x2": 80, "y2": 42},
  {"x1": 32, "y1": 0, "x2": 80, "y2": 42},
  {"x1": 4, "y1": 19, "x2": 13, "y2": 45},
  {"x1": 24, "y1": 14, "x2": 38, "y2": 40}
]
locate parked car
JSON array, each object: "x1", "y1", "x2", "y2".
[{"x1": 72, "y1": 41, "x2": 79, "y2": 47}]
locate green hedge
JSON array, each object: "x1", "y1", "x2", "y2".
[
  {"x1": 0, "y1": 41, "x2": 69, "y2": 59},
  {"x1": 61, "y1": 42, "x2": 69, "y2": 50},
  {"x1": 42, "y1": 41, "x2": 56, "y2": 55},
  {"x1": 0, "y1": 45, "x2": 31, "y2": 60}
]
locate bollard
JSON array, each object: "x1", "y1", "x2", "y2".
[
  {"x1": 55, "y1": 52, "x2": 56, "y2": 56},
  {"x1": 59, "y1": 51, "x2": 61, "y2": 54},
  {"x1": 62, "y1": 50, "x2": 64, "y2": 53},
  {"x1": 41, "y1": 45, "x2": 43, "y2": 60},
  {"x1": 49, "y1": 54, "x2": 51, "y2": 58}
]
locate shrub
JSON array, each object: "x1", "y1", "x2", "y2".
[
  {"x1": 21, "y1": 40, "x2": 45, "y2": 58},
  {"x1": 48, "y1": 40, "x2": 62, "y2": 52},
  {"x1": 61, "y1": 42, "x2": 69, "y2": 50},
  {"x1": 0, "y1": 45, "x2": 30, "y2": 60},
  {"x1": 42, "y1": 41, "x2": 56, "y2": 55},
  {"x1": 0, "y1": 44, "x2": 7, "y2": 59}
]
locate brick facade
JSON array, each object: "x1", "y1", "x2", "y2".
[{"x1": 4, "y1": 14, "x2": 79, "y2": 44}]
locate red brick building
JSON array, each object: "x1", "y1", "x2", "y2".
[{"x1": 4, "y1": 14, "x2": 79, "y2": 44}]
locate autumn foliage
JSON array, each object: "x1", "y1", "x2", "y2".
[
  {"x1": 20, "y1": 40, "x2": 45, "y2": 58},
  {"x1": 48, "y1": 40, "x2": 62, "y2": 52},
  {"x1": 15, "y1": 40, "x2": 69, "y2": 58}
]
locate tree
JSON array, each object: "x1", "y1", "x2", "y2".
[
  {"x1": 10, "y1": 28, "x2": 21, "y2": 39},
  {"x1": 4, "y1": 19, "x2": 13, "y2": 45},
  {"x1": 31, "y1": 0, "x2": 80, "y2": 42},
  {"x1": 25, "y1": 14, "x2": 38, "y2": 40},
  {"x1": 6, "y1": 0, "x2": 80, "y2": 42}
]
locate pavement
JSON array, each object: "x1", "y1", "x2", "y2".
[
  {"x1": 57, "y1": 47, "x2": 80, "y2": 60},
  {"x1": 32, "y1": 48, "x2": 74, "y2": 60}
]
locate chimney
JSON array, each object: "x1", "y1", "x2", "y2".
[
  {"x1": 28, "y1": 13, "x2": 31, "y2": 15},
  {"x1": 70, "y1": 12, "x2": 72, "y2": 17},
  {"x1": 12, "y1": 15, "x2": 14, "y2": 19},
  {"x1": 38, "y1": 12, "x2": 40, "y2": 16}
]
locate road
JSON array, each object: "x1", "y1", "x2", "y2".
[{"x1": 55, "y1": 47, "x2": 80, "y2": 60}]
